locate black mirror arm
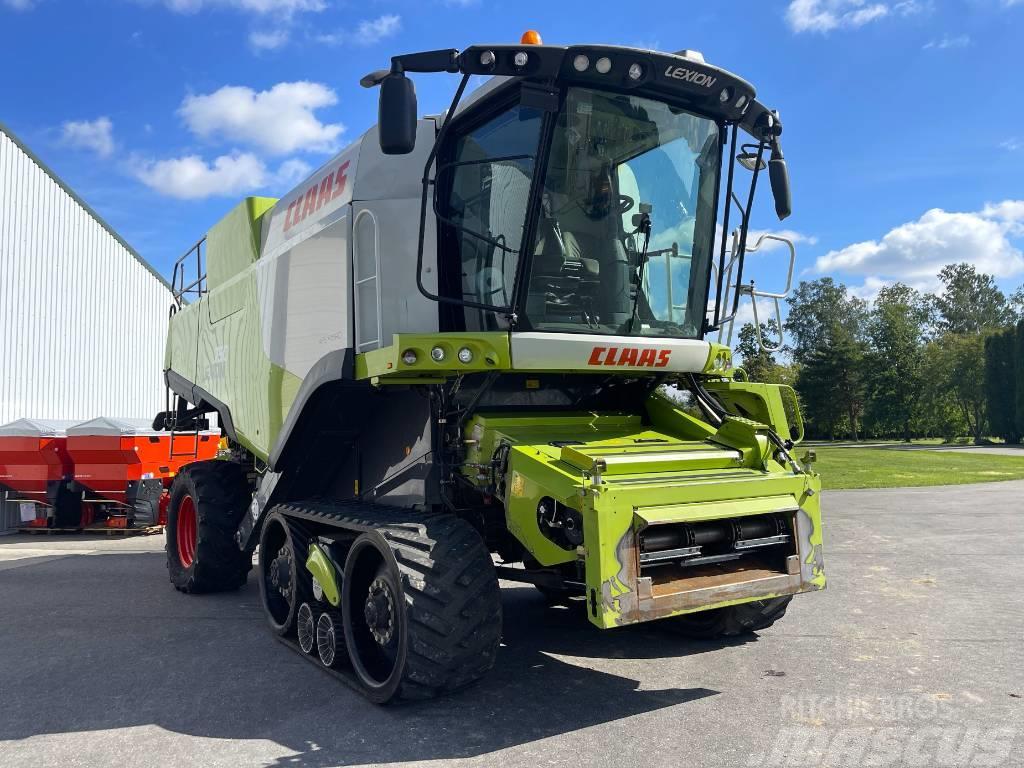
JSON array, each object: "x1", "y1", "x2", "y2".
[{"x1": 361, "y1": 49, "x2": 460, "y2": 88}]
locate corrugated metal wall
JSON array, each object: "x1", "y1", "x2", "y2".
[{"x1": 0, "y1": 126, "x2": 173, "y2": 424}]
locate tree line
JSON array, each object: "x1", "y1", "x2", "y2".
[{"x1": 734, "y1": 263, "x2": 1024, "y2": 442}]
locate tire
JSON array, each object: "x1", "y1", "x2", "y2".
[
  {"x1": 340, "y1": 514, "x2": 502, "y2": 703},
  {"x1": 257, "y1": 512, "x2": 311, "y2": 636},
  {"x1": 663, "y1": 598, "x2": 790, "y2": 638},
  {"x1": 665, "y1": 597, "x2": 792, "y2": 639},
  {"x1": 166, "y1": 460, "x2": 252, "y2": 594}
]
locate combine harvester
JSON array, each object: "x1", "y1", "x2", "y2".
[
  {"x1": 66, "y1": 417, "x2": 219, "y2": 529},
  {"x1": 157, "y1": 33, "x2": 824, "y2": 702},
  {"x1": 0, "y1": 419, "x2": 81, "y2": 528}
]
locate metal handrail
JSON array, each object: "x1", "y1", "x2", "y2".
[
  {"x1": 715, "y1": 232, "x2": 796, "y2": 351},
  {"x1": 171, "y1": 236, "x2": 207, "y2": 306}
]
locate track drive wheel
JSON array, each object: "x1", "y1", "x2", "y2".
[
  {"x1": 665, "y1": 597, "x2": 793, "y2": 639},
  {"x1": 257, "y1": 511, "x2": 312, "y2": 636},
  {"x1": 341, "y1": 515, "x2": 502, "y2": 703},
  {"x1": 166, "y1": 460, "x2": 252, "y2": 593}
]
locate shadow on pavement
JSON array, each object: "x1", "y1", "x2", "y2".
[{"x1": 0, "y1": 551, "x2": 735, "y2": 765}]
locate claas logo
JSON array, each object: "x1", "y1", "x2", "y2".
[
  {"x1": 282, "y1": 161, "x2": 350, "y2": 235},
  {"x1": 588, "y1": 346, "x2": 671, "y2": 367}
]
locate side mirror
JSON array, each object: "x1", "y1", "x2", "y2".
[
  {"x1": 378, "y1": 72, "x2": 417, "y2": 155},
  {"x1": 768, "y1": 147, "x2": 792, "y2": 221}
]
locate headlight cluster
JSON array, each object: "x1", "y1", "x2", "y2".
[
  {"x1": 400, "y1": 344, "x2": 491, "y2": 369},
  {"x1": 572, "y1": 53, "x2": 644, "y2": 81}
]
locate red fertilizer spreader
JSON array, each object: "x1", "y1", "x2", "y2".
[
  {"x1": 66, "y1": 417, "x2": 220, "y2": 528},
  {"x1": 0, "y1": 419, "x2": 82, "y2": 527}
]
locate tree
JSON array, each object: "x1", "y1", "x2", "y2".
[
  {"x1": 734, "y1": 319, "x2": 780, "y2": 383},
  {"x1": 785, "y1": 279, "x2": 869, "y2": 440},
  {"x1": 1017, "y1": 322, "x2": 1024, "y2": 439},
  {"x1": 931, "y1": 263, "x2": 1014, "y2": 335},
  {"x1": 785, "y1": 278, "x2": 869, "y2": 363},
  {"x1": 863, "y1": 284, "x2": 928, "y2": 441},
  {"x1": 1010, "y1": 286, "x2": 1024, "y2": 323},
  {"x1": 984, "y1": 326, "x2": 1019, "y2": 443},
  {"x1": 923, "y1": 333, "x2": 989, "y2": 443}
]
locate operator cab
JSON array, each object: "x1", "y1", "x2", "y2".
[
  {"x1": 439, "y1": 84, "x2": 719, "y2": 338},
  {"x1": 363, "y1": 38, "x2": 792, "y2": 345}
]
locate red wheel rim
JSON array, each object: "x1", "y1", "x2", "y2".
[{"x1": 177, "y1": 496, "x2": 198, "y2": 568}]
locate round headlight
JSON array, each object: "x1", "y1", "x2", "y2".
[
  {"x1": 457, "y1": 347, "x2": 474, "y2": 364},
  {"x1": 628, "y1": 62, "x2": 643, "y2": 81},
  {"x1": 573, "y1": 54, "x2": 590, "y2": 72},
  {"x1": 595, "y1": 57, "x2": 612, "y2": 74},
  {"x1": 513, "y1": 51, "x2": 529, "y2": 67},
  {"x1": 479, "y1": 50, "x2": 496, "y2": 67},
  {"x1": 401, "y1": 349, "x2": 418, "y2": 366},
  {"x1": 735, "y1": 94, "x2": 748, "y2": 110},
  {"x1": 719, "y1": 88, "x2": 732, "y2": 104},
  {"x1": 430, "y1": 346, "x2": 446, "y2": 362}
]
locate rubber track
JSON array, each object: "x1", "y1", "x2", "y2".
[{"x1": 273, "y1": 500, "x2": 502, "y2": 701}]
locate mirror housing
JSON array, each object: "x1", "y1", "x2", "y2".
[
  {"x1": 378, "y1": 72, "x2": 417, "y2": 155},
  {"x1": 768, "y1": 145, "x2": 792, "y2": 220}
]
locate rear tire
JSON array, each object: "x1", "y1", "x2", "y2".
[
  {"x1": 341, "y1": 514, "x2": 502, "y2": 703},
  {"x1": 665, "y1": 597, "x2": 792, "y2": 639},
  {"x1": 166, "y1": 460, "x2": 252, "y2": 594}
]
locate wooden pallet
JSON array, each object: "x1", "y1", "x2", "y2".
[{"x1": 18, "y1": 524, "x2": 164, "y2": 537}]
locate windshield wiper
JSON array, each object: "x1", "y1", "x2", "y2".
[{"x1": 626, "y1": 212, "x2": 653, "y2": 334}]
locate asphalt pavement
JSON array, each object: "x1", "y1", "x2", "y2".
[{"x1": 1, "y1": 481, "x2": 1021, "y2": 768}]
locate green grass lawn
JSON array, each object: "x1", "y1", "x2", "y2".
[{"x1": 811, "y1": 447, "x2": 1024, "y2": 489}]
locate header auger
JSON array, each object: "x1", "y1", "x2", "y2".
[{"x1": 157, "y1": 32, "x2": 823, "y2": 703}]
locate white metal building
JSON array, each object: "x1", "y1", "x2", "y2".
[{"x1": 0, "y1": 121, "x2": 173, "y2": 425}]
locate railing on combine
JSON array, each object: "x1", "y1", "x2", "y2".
[
  {"x1": 165, "y1": 236, "x2": 210, "y2": 461},
  {"x1": 170, "y1": 236, "x2": 208, "y2": 308},
  {"x1": 712, "y1": 231, "x2": 796, "y2": 353}
]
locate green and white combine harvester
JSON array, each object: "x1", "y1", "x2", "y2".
[{"x1": 159, "y1": 34, "x2": 825, "y2": 703}]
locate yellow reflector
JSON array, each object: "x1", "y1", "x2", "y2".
[{"x1": 520, "y1": 29, "x2": 542, "y2": 45}]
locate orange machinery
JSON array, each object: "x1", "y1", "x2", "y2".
[
  {"x1": 0, "y1": 419, "x2": 82, "y2": 527},
  {"x1": 66, "y1": 417, "x2": 220, "y2": 528}
]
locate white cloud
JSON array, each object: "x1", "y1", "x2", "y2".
[
  {"x1": 923, "y1": 34, "x2": 970, "y2": 50},
  {"x1": 275, "y1": 157, "x2": 312, "y2": 187},
  {"x1": 1001, "y1": 137, "x2": 1022, "y2": 152},
  {"x1": 785, "y1": 0, "x2": 926, "y2": 33},
  {"x1": 317, "y1": 14, "x2": 401, "y2": 46},
  {"x1": 2, "y1": 0, "x2": 36, "y2": 9},
  {"x1": 132, "y1": 152, "x2": 308, "y2": 199},
  {"x1": 747, "y1": 229, "x2": 819, "y2": 251},
  {"x1": 355, "y1": 13, "x2": 400, "y2": 45},
  {"x1": 785, "y1": 0, "x2": 889, "y2": 33},
  {"x1": 159, "y1": 0, "x2": 324, "y2": 14},
  {"x1": 249, "y1": 28, "x2": 289, "y2": 50},
  {"x1": 61, "y1": 117, "x2": 115, "y2": 157},
  {"x1": 179, "y1": 81, "x2": 343, "y2": 155},
  {"x1": 814, "y1": 203, "x2": 1024, "y2": 288},
  {"x1": 134, "y1": 152, "x2": 267, "y2": 199}
]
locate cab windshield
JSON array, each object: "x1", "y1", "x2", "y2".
[
  {"x1": 526, "y1": 88, "x2": 720, "y2": 338},
  {"x1": 439, "y1": 86, "x2": 720, "y2": 337}
]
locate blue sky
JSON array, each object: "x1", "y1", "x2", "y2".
[{"x1": 2, "y1": 0, "x2": 1022, "y2": 322}]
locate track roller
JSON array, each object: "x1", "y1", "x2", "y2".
[
  {"x1": 316, "y1": 610, "x2": 343, "y2": 668},
  {"x1": 297, "y1": 603, "x2": 315, "y2": 654}
]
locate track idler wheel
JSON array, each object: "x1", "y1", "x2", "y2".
[{"x1": 258, "y1": 512, "x2": 311, "y2": 636}]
